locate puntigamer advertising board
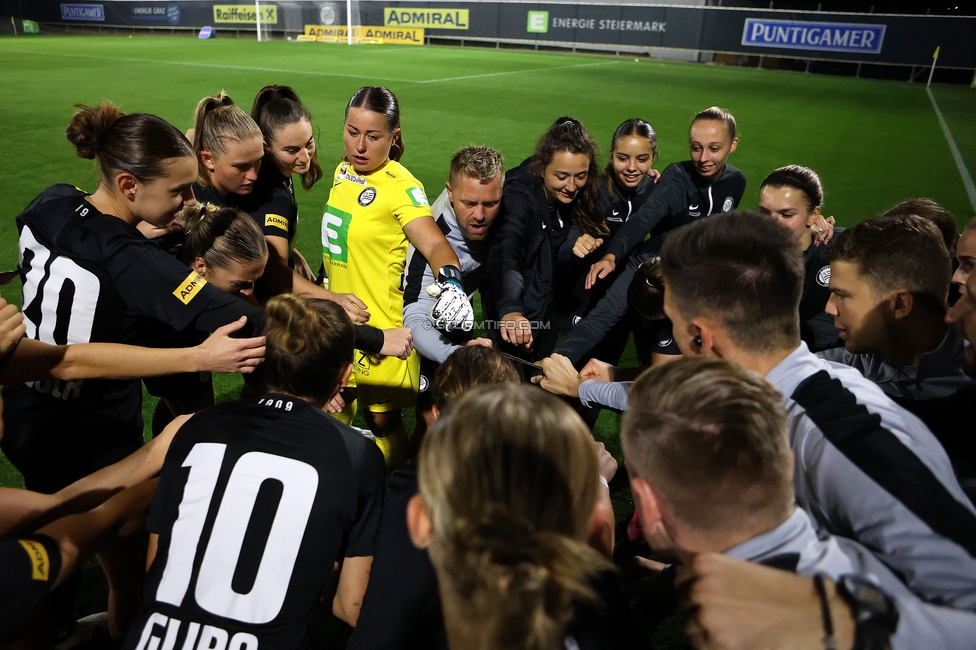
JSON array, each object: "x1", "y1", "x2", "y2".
[
  {"x1": 741, "y1": 18, "x2": 886, "y2": 55},
  {"x1": 60, "y1": 3, "x2": 105, "y2": 21}
]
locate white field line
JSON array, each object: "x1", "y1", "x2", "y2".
[
  {"x1": 419, "y1": 60, "x2": 620, "y2": 83},
  {"x1": 927, "y1": 86, "x2": 976, "y2": 214},
  {"x1": 1, "y1": 49, "x2": 407, "y2": 83},
  {"x1": 1, "y1": 48, "x2": 619, "y2": 85}
]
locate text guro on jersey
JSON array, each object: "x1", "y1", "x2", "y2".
[{"x1": 132, "y1": 614, "x2": 257, "y2": 650}]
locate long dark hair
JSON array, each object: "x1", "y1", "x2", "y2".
[
  {"x1": 251, "y1": 85, "x2": 323, "y2": 191},
  {"x1": 760, "y1": 165, "x2": 824, "y2": 212},
  {"x1": 346, "y1": 86, "x2": 404, "y2": 162},
  {"x1": 531, "y1": 117, "x2": 605, "y2": 237},
  {"x1": 66, "y1": 102, "x2": 193, "y2": 184},
  {"x1": 604, "y1": 118, "x2": 658, "y2": 192}
]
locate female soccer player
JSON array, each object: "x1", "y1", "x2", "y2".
[
  {"x1": 142, "y1": 203, "x2": 270, "y2": 433},
  {"x1": 193, "y1": 92, "x2": 369, "y2": 323},
  {"x1": 321, "y1": 85, "x2": 471, "y2": 466},
  {"x1": 1, "y1": 101, "x2": 266, "y2": 645},
  {"x1": 585, "y1": 107, "x2": 746, "y2": 289},
  {"x1": 486, "y1": 117, "x2": 606, "y2": 359},
  {"x1": 560, "y1": 118, "x2": 661, "y2": 370},
  {"x1": 757, "y1": 165, "x2": 840, "y2": 351},
  {"x1": 569, "y1": 118, "x2": 660, "y2": 261},
  {"x1": 249, "y1": 85, "x2": 321, "y2": 276},
  {"x1": 351, "y1": 346, "x2": 626, "y2": 649},
  {"x1": 123, "y1": 294, "x2": 384, "y2": 649},
  {"x1": 2, "y1": 102, "x2": 264, "y2": 495},
  {"x1": 406, "y1": 385, "x2": 620, "y2": 650},
  {"x1": 248, "y1": 85, "x2": 320, "y2": 284},
  {"x1": 190, "y1": 92, "x2": 265, "y2": 206}
]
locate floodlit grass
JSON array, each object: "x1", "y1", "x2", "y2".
[{"x1": 1, "y1": 34, "x2": 974, "y2": 648}]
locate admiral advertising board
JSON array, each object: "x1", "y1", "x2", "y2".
[
  {"x1": 304, "y1": 23, "x2": 424, "y2": 44},
  {"x1": 383, "y1": 8, "x2": 468, "y2": 30}
]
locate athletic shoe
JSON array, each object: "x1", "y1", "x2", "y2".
[{"x1": 53, "y1": 612, "x2": 109, "y2": 650}]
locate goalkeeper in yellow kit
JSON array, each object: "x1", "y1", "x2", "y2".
[{"x1": 321, "y1": 86, "x2": 473, "y2": 467}]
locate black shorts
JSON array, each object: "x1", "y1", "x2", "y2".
[
  {"x1": 143, "y1": 371, "x2": 213, "y2": 401},
  {"x1": 0, "y1": 407, "x2": 143, "y2": 494}
]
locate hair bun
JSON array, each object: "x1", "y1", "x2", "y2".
[
  {"x1": 65, "y1": 101, "x2": 126, "y2": 160},
  {"x1": 179, "y1": 202, "x2": 218, "y2": 228}
]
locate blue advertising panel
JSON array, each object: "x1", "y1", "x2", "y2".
[
  {"x1": 131, "y1": 3, "x2": 182, "y2": 25},
  {"x1": 60, "y1": 3, "x2": 105, "y2": 21},
  {"x1": 741, "y1": 18, "x2": 885, "y2": 55}
]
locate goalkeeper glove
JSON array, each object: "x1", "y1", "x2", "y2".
[{"x1": 427, "y1": 265, "x2": 473, "y2": 332}]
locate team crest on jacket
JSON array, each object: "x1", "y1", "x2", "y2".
[
  {"x1": 722, "y1": 197, "x2": 734, "y2": 212},
  {"x1": 358, "y1": 187, "x2": 376, "y2": 206},
  {"x1": 817, "y1": 265, "x2": 831, "y2": 287}
]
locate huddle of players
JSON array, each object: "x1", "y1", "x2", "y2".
[
  {"x1": 413, "y1": 112, "x2": 976, "y2": 648},
  {"x1": 1, "y1": 78, "x2": 975, "y2": 650}
]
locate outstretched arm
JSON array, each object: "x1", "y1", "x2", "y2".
[
  {"x1": 1, "y1": 318, "x2": 264, "y2": 384},
  {"x1": 38, "y1": 478, "x2": 159, "y2": 590},
  {"x1": 0, "y1": 415, "x2": 186, "y2": 537},
  {"x1": 263, "y1": 235, "x2": 371, "y2": 324}
]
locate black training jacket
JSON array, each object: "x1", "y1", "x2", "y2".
[
  {"x1": 604, "y1": 160, "x2": 747, "y2": 262},
  {"x1": 555, "y1": 175, "x2": 658, "y2": 328},
  {"x1": 485, "y1": 158, "x2": 572, "y2": 324}
]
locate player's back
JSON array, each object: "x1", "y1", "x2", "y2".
[
  {"x1": 4, "y1": 185, "x2": 158, "y2": 489},
  {"x1": 124, "y1": 394, "x2": 385, "y2": 650}
]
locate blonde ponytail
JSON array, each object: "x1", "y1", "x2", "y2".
[
  {"x1": 419, "y1": 385, "x2": 612, "y2": 650},
  {"x1": 191, "y1": 91, "x2": 261, "y2": 185}
]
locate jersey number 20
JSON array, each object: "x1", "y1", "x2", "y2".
[{"x1": 155, "y1": 443, "x2": 319, "y2": 624}]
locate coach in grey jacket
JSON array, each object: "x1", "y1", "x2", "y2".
[
  {"x1": 622, "y1": 357, "x2": 976, "y2": 648},
  {"x1": 646, "y1": 211, "x2": 976, "y2": 610}
]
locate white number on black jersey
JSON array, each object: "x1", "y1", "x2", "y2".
[
  {"x1": 20, "y1": 225, "x2": 100, "y2": 345},
  {"x1": 155, "y1": 443, "x2": 320, "y2": 624}
]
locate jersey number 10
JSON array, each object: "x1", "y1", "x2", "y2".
[{"x1": 155, "y1": 443, "x2": 319, "y2": 624}]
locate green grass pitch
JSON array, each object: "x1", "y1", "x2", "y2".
[{"x1": 0, "y1": 33, "x2": 974, "y2": 647}]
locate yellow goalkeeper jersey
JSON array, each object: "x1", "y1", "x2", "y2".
[{"x1": 321, "y1": 159, "x2": 432, "y2": 330}]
